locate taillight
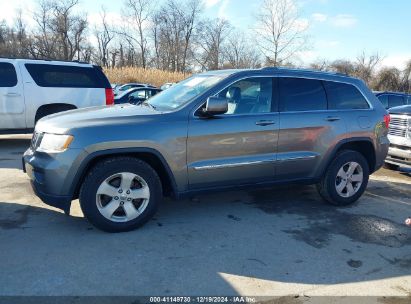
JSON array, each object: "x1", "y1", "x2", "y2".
[
  {"x1": 105, "y1": 88, "x2": 114, "y2": 105},
  {"x1": 383, "y1": 114, "x2": 390, "y2": 128}
]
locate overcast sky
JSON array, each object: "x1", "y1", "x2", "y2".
[{"x1": 1, "y1": 0, "x2": 410, "y2": 69}]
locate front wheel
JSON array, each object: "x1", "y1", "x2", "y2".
[
  {"x1": 79, "y1": 157, "x2": 162, "y2": 232},
  {"x1": 317, "y1": 150, "x2": 369, "y2": 206}
]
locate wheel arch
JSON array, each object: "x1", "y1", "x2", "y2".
[
  {"x1": 319, "y1": 137, "x2": 376, "y2": 177},
  {"x1": 70, "y1": 148, "x2": 178, "y2": 201},
  {"x1": 35, "y1": 103, "x2": 77, "y2": 123}
]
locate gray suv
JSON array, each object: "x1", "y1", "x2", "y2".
[{"x1": 23, "y1": 68, "x2": 390, "y2": 232}]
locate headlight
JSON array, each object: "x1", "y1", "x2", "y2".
[{"x1": 37, "y1": 134, "x2": 74, "y2": 153}]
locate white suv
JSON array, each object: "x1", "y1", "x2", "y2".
[{"x1": 0, "y1": 58, "x2": 114, "y2": 134}]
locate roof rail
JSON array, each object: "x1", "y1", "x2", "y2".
[
  {"x1": 0, "y1": 57, "x2": 90, "y2": 64},
  {"x1": 260, "y1": 66, "x2": 348, "y2": 77}
]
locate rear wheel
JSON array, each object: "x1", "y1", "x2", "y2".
[
  {"x1": 317, "y1": 150, "x2": 369, "y2": 206},
  {"x1": 79, "y1": 157, "x2": 162, "y2": 232}
]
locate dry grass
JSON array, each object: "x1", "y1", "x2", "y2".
[{"x1": 104, "y1": 67, "x2": 190, "y2": 87}]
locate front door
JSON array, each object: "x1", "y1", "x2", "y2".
[
  {"x1": 0, "y1": 61, "x2": 25, "y2": 130},
  {"x1": 187, "y1": 77, "x2": 279, "y2": 189}
]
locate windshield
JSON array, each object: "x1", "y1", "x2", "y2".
[{"x1": 146, "y1": 74, "x2": 228, "y2": 111}]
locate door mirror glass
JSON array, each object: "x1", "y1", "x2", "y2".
[{"x1": 204, "y1": 96, "x2": 228, "y2": 116}]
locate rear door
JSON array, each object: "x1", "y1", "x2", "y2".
[
  {"x1": 0, "y1": 60, "x2": 26, "y2": 130},
  {"x1": 277, "y1": 77, "x2": 346, "y2": 180}
]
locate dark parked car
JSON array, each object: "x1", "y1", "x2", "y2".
[
  {"x1": 374, "y1": 91, "x2": 411, "y2": 109},
  {"x1": 114, "y1": 83, "x2": 156, "y2": 96},
  {"x1": 114, "y1": 87, "x2": 162, "y2": 105},
  {"x1": 23, "y1": 67, "x2": 389, "y2": 232}
]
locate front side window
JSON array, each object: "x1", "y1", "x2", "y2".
[
  {"x1": 388, "y1": 95, "x2": 405, "y2": 108},
  {"x1": 324, "y1": 81, "x2": 369, "y2": 110},
  {"x1": 25, "y1": 64, "x2": 107, "y2": 88},
  {"x1": 0, "y1": 63, "x2": 18, "y2": 87},
  {"x1": 217, "y1": 78, "x2": 273, "y2": 115},
  {"x1": 279, "y1": 78, "x2": 327, "y2": 112}
]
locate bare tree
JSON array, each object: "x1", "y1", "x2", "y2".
[
  {"x1": 329, "y1": 59, "x2": 355, "y2": 75},
  {"x1": 152, "y1": 0, "x2": 202, "y2": 72},
  {"x1": 223, "y1": 31, "x2": 261, "y2": 69},
  {"x1": 373, "y1": 67, "x2": 401, "y2": 92},
  {"x1": 30, "y1": 0, "x2": 88, "y2": 61},
  {"x1": 94, "y1": 7, "x2": 114, "y2": 67},
  {"x1": 122, "y1": 0, "x2": 152, "y2": 68},
  {"x1": 354, "y1": 51, "x2": 383, "y2": 86},
  {"x1": 255, "y1": 0, "x2": 309, "y2": 66},
  {"x1": 401, "y1": 60, "x2": 411, "y2": 93},
  {"x1": 196, "y1": 18, "x2": 231, "y2": 70},
  {"x1": 309, "y1": 59, "x2": 330, "y2": 71}
]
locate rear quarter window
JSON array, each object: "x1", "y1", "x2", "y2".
[
  {"x1": 377, "y1": 94, "x2": 389, "y2": 108},
  {"x1": 279, "y1": 78, "x2": 327, "y2": 112},
  {"x1": 0, "y1": 62, "x2": 18, "y2": 87},
  {"x1": 324, "y1": 81, "x2": 369, "y2": 110},
  {"x1": 25, "y1": 64, "x2": 109, "y2": 88}
]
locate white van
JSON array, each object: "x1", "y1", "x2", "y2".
[{"x1": 0, "y1": 58, "x2": 114, "y2": 134}]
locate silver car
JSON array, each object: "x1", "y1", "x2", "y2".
[{"x1": 23, "y1": 68, "x2": 390, "y2": 232}]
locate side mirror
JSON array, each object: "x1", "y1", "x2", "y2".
[{"x1": 204, "y1": 96, "x2": 228, "y2": 116}]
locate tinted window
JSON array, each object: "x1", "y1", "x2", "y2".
[
  {"x1": 324, "y1": 81, "x2": 369, "y2": 109},
  {"x1": 279, "y1": 78, "x2": 327, "y2": 112},
  {"x1": 0, "y1": 63, "x2": 18, "y2": 87},
  {"x1": 407, "y1": 96, "x2": 411, "y2": 105},
  {"x1": 388, "y1": 95, "x2": 405, "y2": 108},
  {"x1": 217, "y1": 78, "x2": 273, "y2": 115},
  {"x1": 25, "y1": 64, "x2": 109, "y2": 88},
  {"x1": 377, "y1": 95, "x2": 389, "y2": 108}
]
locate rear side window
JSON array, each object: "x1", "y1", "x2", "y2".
[
  {"x1": 25, "y1": 64, "x2": 109, "y2": 88},
  {"x1": 324, "y1": 81, "x2": 369, "y2": 109},
  {"x1": 388, "y1": 95, "x2": 405, "y2": 108},
  {"x1": 279, "y1": 78, "x2": 327, "y2": 112},
  {"x1": 0, "y1": 63, "x2": 18, "y2": 87}
]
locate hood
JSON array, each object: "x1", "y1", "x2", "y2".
[
  {"x1": 388, "y1": 105, "x2": 411, "y2": 115},
  {"x1": 36, "y1": 104, "x2": 160, "y2": 134}
]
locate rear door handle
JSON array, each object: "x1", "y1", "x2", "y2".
[
  {"x1": 4, "y1": 93, "x2": 21, "y2": 97},
  {"x1": 326, "y1": 116, "x2": 341, "y2": 122},
  {"x1": 256, "y1": 120, "x2": 276, "y2": 126}
]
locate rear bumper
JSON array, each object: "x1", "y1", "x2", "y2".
[{"x1": 385, "y1": 145, "x2": 411, "y2": 168}]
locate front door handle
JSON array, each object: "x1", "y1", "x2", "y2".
[
  {"x1": 4, "y1": 93, "x2": 21, "y2": 97},
  {"x1": 326, "y1": 116, "x2": 341, "y2": 122},
  {"x1": 256, "y1": 120, "x2": 276, "y2": 126}
]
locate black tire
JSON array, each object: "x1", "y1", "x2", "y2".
[
  {"x1": 79, "y1": 157, "x2": 162, "y2": 232},
  {"x1": 383, "y1": 162, "x2": 400, "y2": 171},
  {"x1": 317, "y1": 150, "x2": 369, "y2": 206}
]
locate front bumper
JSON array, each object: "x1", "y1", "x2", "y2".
[
  {"x1": 23, "y1": 147, "x2": 85, "y2": 214},
  {"x1": 385, "y1": 144, "x2": 411, "y2": 168}
]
